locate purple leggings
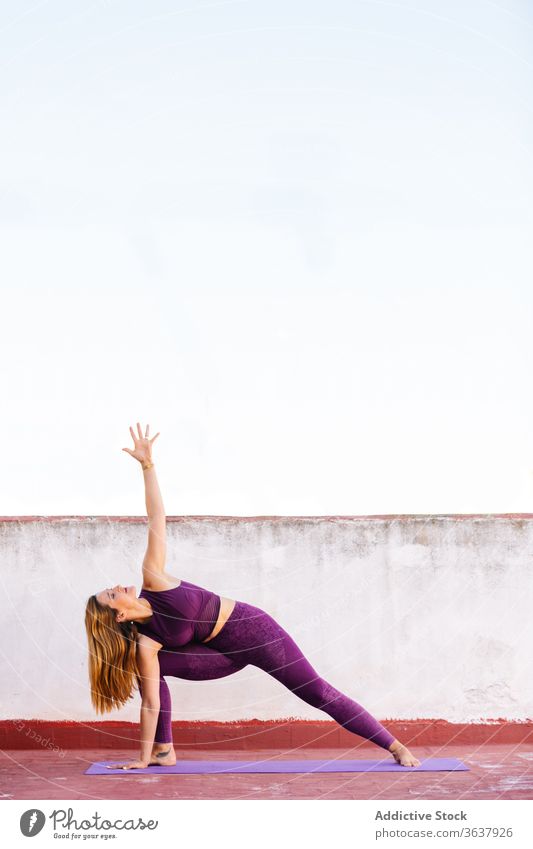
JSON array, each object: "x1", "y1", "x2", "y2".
[{"x1": 139, "y1": 600, "x2": 395, "y2": 751}]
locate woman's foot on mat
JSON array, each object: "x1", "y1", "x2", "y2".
[
  {"x1": 150, "y1": 743, "x2": 177, "y2": 766},
  {"x1": 388, "y1": 740, "x2": 421, "y2": 767}
]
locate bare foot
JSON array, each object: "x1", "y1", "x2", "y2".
[
  {"x1": 150, "y1": 743, "x2": 177, "y2": 767},
  {"x1": 389, "y1": 741, "x2": 421, "y2": 767}
]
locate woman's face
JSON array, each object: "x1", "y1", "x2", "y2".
[{"x1": 95, "y1": 584, "x2": 136, "y2": 621}]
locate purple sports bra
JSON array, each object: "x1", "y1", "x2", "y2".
[{"x1": 135, "y1": 579, "x2": 221, "y2": 648}]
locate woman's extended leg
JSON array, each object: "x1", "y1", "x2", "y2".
[
  {"x1": 206, "y1": 601, "x2": 397, "y2": 752},
  {"x1": 137, "y1": 641, "x2": 248, "y2": 748}
]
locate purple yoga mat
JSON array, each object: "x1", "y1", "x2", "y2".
[{"x1": 85, "y1": 757, "x2": 468, "y2": 775}]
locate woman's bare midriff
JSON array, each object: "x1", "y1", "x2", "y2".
[{"x1": 201, "y1": 596, "x2": 236, "y2": 643}]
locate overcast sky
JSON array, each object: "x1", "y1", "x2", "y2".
[{"x1": 1, "y1": 0, "x2": 532, "y2": 515}]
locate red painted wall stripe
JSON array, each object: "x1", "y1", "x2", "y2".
[{"x1": 1, "y1": 720, "x2": 532, "y2": 750}]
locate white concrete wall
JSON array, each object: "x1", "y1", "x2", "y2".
[{"x1": 1, "y1": 516, "x2": 532, "y2": 725}]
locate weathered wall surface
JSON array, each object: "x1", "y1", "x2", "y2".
[{"x1": 1, "y1": 515, "x2": 531, "y2": 725}]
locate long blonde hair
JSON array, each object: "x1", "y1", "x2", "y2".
[{"x1": 85, "y1": 594, "x2": 141, "y2": 714}]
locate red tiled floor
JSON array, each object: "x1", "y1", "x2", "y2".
[{"x1": 1, "y1": 745, "x2": 532, "y2": 800}]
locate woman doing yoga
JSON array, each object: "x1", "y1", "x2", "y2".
[{"x1": 84, "y1": 423, "x2": 420, "y2": 769}]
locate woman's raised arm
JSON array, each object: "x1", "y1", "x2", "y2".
[{"x1": 122, "y1": 422, "x2": 166, "y2": 583}]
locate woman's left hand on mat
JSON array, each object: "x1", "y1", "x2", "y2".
[{"x1": 106, "y1": 759, "x2": 148, "y2": 770}]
